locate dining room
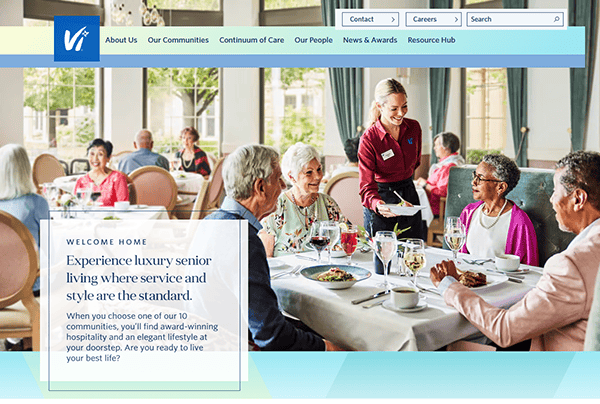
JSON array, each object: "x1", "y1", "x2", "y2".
[{"x1": 1, "y1": 0, "x2": 600, "y2": 358}]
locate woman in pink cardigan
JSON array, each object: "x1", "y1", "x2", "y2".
[{"x1": 459, "y1": 154, "x2": 538, "y2": 266}]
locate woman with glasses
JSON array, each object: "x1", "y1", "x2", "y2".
[{"x1": 459, "y1": 154, "x2": 538, "y2": 266}]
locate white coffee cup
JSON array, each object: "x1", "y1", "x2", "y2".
[
  {"x1": 114, "y1": 201, "x2": 130, "y2": 211},
  {"x1": 495, "y1": 254, "x2": 520, "y2": 271},
  {"x1": 391, "y1": 287, "x2": 419, "y2": 309}
]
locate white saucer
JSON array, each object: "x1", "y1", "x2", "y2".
[
  {"x1": 497, "y1": 266, "x2": 530, "y2": 274},
  {"x1": 267, "y1": 258, "x2": 286, "y2": 269},
  {"x1": 382, "y1": 300, "x2": 427, "y2": 313}
]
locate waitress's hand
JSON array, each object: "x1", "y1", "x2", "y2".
[
  {"x1": 375, "y1": 200, "x2": 398, "y2": 218},
  {"x1": 415, "y1": 177, "x2": 427, "y2": 187}
]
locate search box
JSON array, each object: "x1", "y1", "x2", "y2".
[
  {"x1": 466, "y1": 12, "x2": 564, "y2": 27},
  {"x1": 341, "y1": 12, "x2": 400, "y2": 27}
]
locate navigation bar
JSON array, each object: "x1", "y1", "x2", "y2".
[{"x1": 336, "y1": 9, "x2": 567, "y2": 30}]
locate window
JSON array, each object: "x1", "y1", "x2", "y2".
[
  {"x1": 264, "y1": 0, "x2": 320, "y2": 10},
  {"x1": 263, "y1": 68, "x2": 326, "y2": 154},
  {"x1": 146, "y1": 68, "x2": 220, "y2": 156},
  {"x1": 148, "y1": 0, "x2": 220, "y2": 11},
  {"x1": 23, "y1": 68, "x2": 99, "y2": 160},
  {"x1": 464, "y1": 68, "x2": 507, "y2": 155}
]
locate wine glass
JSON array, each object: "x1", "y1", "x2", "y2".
[
  {"x1": 340, "y1": 224, "x2": 358, "y2": 265},
  {"x1": 320, "y1": 221, "x2": 340, "y2": 264},
  {"x1": 171, "y1": 158, "x2": 182, "y2": 172},
  {"x1": 444, "y1": 216, "x2": 466, "y2": 264},
  {"x1": 308, "y1": 221, "x2": 329, "y2": 264},
  {"x1": 374, "y1": 231, "x2": 397, "y2": 290},
  {"x1": 43, "y1": 183, "x2": 59, "y2": 207},
  {"x1": 75, "y1": 184, "x2": 92, "y2": 211},
  {"x1": 403, "y1": 238, "x2": 426, "y2": 289}
]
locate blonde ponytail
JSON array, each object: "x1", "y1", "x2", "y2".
[{"x1": 365, "y1": 78, "x2": 407, "y2": 129}]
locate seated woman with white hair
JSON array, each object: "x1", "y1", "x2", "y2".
[{"x1": 260, "y1": 142, "x2": 345, "y2": 257}]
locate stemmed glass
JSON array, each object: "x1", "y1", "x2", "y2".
[
  {"x1": 171, "y1": 158, "x2": 182, "y2": 172},
  {"x1": 308, "y1": 221, "x2": 329, "y2": 264},
  {"x1": 444, "y1": 216, "x2": 466, "y2": 264},
  {"x1": 42, "y1": 183, "x2": 59, "y2": 207},
  {"x1": 340, "y1": 224, "x2": 358, "y2": 265},
  {"x1": 374, "y1": 231, "x2": 397, "y2": 290},
  {"x1": 403, "y1": 239, "x2": 426, "y2": 289},
  {"x1": 75, "y1": 184, "x2": 92, "y2": 212},
  {"x1": 320, "y1": 221, "x2": 340, "y2": 264}
]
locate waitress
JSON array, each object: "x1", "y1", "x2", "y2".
[{"x1": 358, "y1": 78, "x2": 424, "y2": 274}]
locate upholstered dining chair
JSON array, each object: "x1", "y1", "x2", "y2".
[
  {"x1": 323, "y1": 171, "x2": 362, "y2": 227},
  {"x1": 129, "y1": 166, "x2": 178, "y2": 217},
  {"x1": 196, "y1": 157, "x2": 225, "y2": 219},
  {"x1": 190, "y1": 181, "x2": 210, "y2": 220},
  {"x1": 0, "y1": 211, "x2": 40, "y2": 351},
  {"x1": 32, "y1": 153, "x2": 66, "y2": 194},
  {"x1": 123, "y1": 173, "x2": 137, "y2": 205},
  {"x1": 426, "y1": 197, "x2": 446, "y2": 248}
]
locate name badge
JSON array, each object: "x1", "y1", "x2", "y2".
[{"x1": 381, "y1": 149, "x2": 395, "y2": 160}]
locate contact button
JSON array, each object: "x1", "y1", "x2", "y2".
[
  {"x1": 406, "y1": 12, "x2": 461, "y2": 27},
  {"x1": 341, "y1": 12, "x2": 400, "y2": 27}
]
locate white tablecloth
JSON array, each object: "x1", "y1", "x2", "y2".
[
  {"x1": 170, "y1": 172, "x2": 206, "y2": 205},
  {"x1": 270, "y1": 248, "x2": 542, "y2": 351},
  {"x1": 50, "y1": 205, "x2": 169, "y2": 220},
  {"x1": 53, "y1": 172, "x2": 205, "y2": 207}
]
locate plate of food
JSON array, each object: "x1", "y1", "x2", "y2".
[
  {"x1": 383, "y1": 203, "x2": 425, "y2": 216},
  {"x1": 457, "y1": 269, "x2": 508, "y2": 290},
  {"x1": 300, "y1": 265, "x2": 371, "y2": 290}
]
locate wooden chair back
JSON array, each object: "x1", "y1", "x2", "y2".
[
  {"x1": 323, "y1": 171, "x2": 362, "y2": 226},
  {"x1": 129, "y1": 166, "x2": 178, "y2": 214},
  {"x1": 32, "y1": 154, "x2": 66, "y2": 193},
  {"x1": 0, "y1": 211, "x2": 40, "y2": 351}
]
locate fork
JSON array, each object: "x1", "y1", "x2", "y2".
[
  {"x1": 270, "y1": 265, "x2": 302, "y2": 280},
  {"x1": 463, "y1": 258, "x2": 493, "y2": 265}
]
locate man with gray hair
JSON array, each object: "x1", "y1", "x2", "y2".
[
  {"x1": 118, "y1": 129, "x2": 170, "y2": 174},
  {"x1": 204, "y1": 144, "x2": 341, "y2": 351},
  {"x1": 431, "y1": 151, "x2": 600, "y2": 350}
]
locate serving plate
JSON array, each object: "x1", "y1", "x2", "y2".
[
  {"x1": 300, "y1": 264, "x2": 371, "y2": 290},
  {"x1": 465, "y1": 271, "x2": 509, "y2": 290},
  {"x1": 383, "y1": 204, "x2": 425, "y2": 216},
  {"x1": 267, "y1": 258, "x2": 286, "y2": 269}
]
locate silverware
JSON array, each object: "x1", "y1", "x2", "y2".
[
  {"x1": 363, "y1": 300, "x2": 385, "y2": 309},
  {"x1": 486, "y1": 268, "x2": 525, "y2": 279},
  {"x1": 415, "y1": 285, "x2": 441, "y2": 296},
  {"x1": 352, "y1": 289, "x2": 389, "y2": 304},
  {"x1": 393, "y1": 190, "x2": 410, "y2": 206},
  {"x1": 463, "y1": 258, "x2": 493, "y2": 265},
  {"x1": 270, "y1": 265, "x2": 303, "y2": 280},
  {"x1": 507, "y1": 278, "x2": 523, "y2": 283}
]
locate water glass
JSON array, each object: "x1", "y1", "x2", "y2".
[{"x1": 320, "y1": 221, "x2": 340, "y2": 264}]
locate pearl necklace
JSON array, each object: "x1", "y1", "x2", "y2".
[{"x1": 479, "y1": 199, "x2": 508, "y2": 230}]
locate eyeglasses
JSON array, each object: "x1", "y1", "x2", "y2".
[{"x1": 472, "y1": 171, "x2": 503, "y2": 185}]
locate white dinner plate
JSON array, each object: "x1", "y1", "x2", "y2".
[
  {"x1": 382, "y1": 300, "x2": 428, "y2": 313},
  {"x1": 467, "y1": 271, "x2": 509, "y2": 290},
  {"x1": 383, "y1": 204, "x2": 425, "y2": 216},
  {"x1": 267, "y1": 258, "x2": 286, "y2": 269},
  {"x1": 306, "y1": 244, "x2": 346, "y2": 258}
]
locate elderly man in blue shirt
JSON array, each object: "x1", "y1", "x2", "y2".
[
  {"x1": 118, "y1": 129, "x2": 170, "y2": 174},
  {"x1": 199, "y1": 144, "x2": 342, "y2": 351}
]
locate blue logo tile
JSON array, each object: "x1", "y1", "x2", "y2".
[{"x1": 54, "y1": 16, "x2": 100, "y2": 62}]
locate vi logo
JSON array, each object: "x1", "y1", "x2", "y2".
[
  {"x1": 54, "y1": 16, "x2": 100, "y2": 62},
  {"x1": 64, "y1": 26, "x2": 89, "y2": 52}
]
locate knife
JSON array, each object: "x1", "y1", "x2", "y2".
[
  {"x1": 486, "y1": 268, "x2": 525, "y2": 279},
  {"x1": 352, "y1": 290, "x2": 389, "y2": 304},
  {"x1": 295, "y1": 255, "x2": 317, "y2": 262},
  {"x1": 363, "y1": 300, "x2": 385, "y2": 309}
]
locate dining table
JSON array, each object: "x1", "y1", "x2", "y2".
[
  {"x1": 269, "y1": 247, "x2": 542, "y2": 351},
  {"x1": 49, "y1": 205, "x2": 170, "y2": 220},
  {"x1": 52, "y1": 171, "x2": 206, "y2": 206}
]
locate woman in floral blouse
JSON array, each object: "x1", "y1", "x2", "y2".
[{"x1": 260, "y1": 142, "x2": 345, "y2": 257}]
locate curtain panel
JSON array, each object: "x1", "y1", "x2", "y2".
[{"x1": 322, "y1": 0, "x2": 364, "y2": 146}]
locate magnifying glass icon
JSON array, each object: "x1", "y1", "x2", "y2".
[{"x1": 553, "y1": 16, "x2": 560, "y2": 23}]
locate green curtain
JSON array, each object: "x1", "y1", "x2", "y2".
[
  {"x1": 503, "y1": 0, "x2": 528, "y2": 167},
  {"x1": 322, "y1": 0, "x2": 363, "y2": 145},
  {"x1": 569, "y1": 0, "x2": 597, "y2": 151},
  {"x1": 428, "y1": 0, "x2": 452, "y2": 164}
]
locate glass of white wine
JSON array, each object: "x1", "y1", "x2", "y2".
[
  {"x1": 374, "y1": 231, "x2": 397, "y2": 290},
  {"x1": 403, "y1": 238, "x2": 426, "y2": 289},
  {"x1": 444, "y1": 216, "x2": 466, "y2": 264}
]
